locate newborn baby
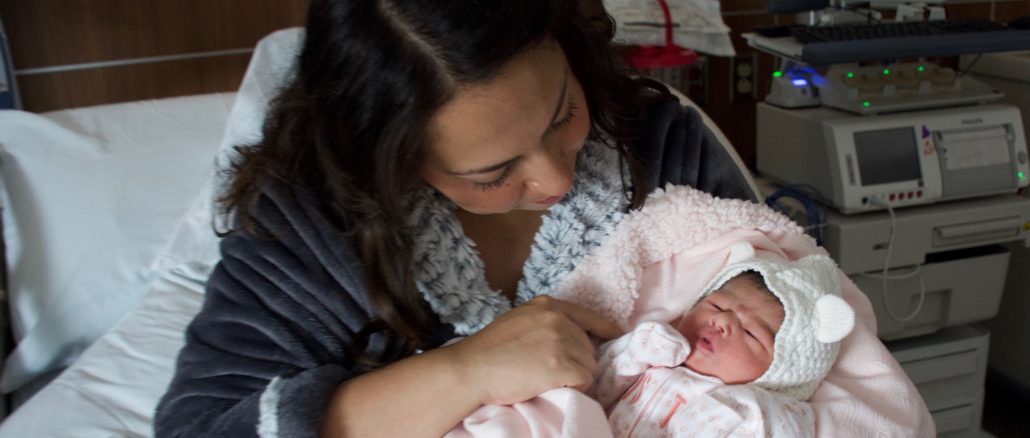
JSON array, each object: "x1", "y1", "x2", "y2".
[{"x1": 591, "y1": 252, "x2": 855, "y2": 437}]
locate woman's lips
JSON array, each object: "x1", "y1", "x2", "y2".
[{"x1": 537, "y1": 195, "x2": 562, "y2": 206}]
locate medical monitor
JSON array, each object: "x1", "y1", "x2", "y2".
[
  {"x1": 853, "y1": 127, "x2": 922, "y2": 186},
  {"x1": 756, "y1": 103, "x2": 1030, "y2": 214}
]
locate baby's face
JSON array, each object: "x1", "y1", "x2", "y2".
[{"x1": 671, "y1": 276, "x2": 785, "y2": 384}]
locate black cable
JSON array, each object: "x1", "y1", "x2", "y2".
[{"x1": 956, "y1": 53, "x2": 982, "y2": 79}]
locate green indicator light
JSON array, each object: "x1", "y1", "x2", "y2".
[
  {"x1": 883, "y1": 69, "x2": 891, "y2": 75},
  {"x1": 862, "y1": 101, "x2": 871, "y2": 107},
  {"x1": 917, "y1": 65, "x2": 925, "y2": 72},
  {"x1": 773, "y1": 71, "x2": 783, "y2": 78},
  {"x1": 847, "y1": 72, "x2": 855, "y2": 78}
]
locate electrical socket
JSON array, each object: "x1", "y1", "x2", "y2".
[{"x1": 730, "y1": 53, "x2": 757, "y2": 103}]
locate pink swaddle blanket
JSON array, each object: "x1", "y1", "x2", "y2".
[{"x1": 446, "y1": 185, "x2": 934, "y2": 437}]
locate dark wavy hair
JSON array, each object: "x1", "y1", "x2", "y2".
[{"x1": 220, "y1": 0, "x2": 660, "y2": 364}]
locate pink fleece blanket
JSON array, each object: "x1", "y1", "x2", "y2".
[{"x1": 448, "y1": 185, "x2": 935, "y2": 437}]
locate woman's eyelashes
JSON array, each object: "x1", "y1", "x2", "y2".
[
  {"x1": 473, "y1": 165, "x2": 515, "y2": 191},
  {"x1": 549, "y1": 95, "x2": 578, "y2": 131},
  {"x1": 471, "y1": 96, "x2": 578, "y2": 192}
]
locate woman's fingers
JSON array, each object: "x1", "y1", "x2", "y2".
[
  {"x1": 450, "y1": 296, "x2": 621, "y2": 405},
  {"x1": 561, "y1": 333, "x2": 599, "y2": 379},
  {"x1": 559, "y1": 361, "x2": 595, "y2": 394},
  {"x1": 527, "y1": 296, "x2": 623, "y2": 341}
]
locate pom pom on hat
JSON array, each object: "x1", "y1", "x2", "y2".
[
  {"x1": 815, "y1": 294, "x2": 854, "y2": 343},
  {"x1": 698, "y1": 246, "x2": 854, "y2": 400}
]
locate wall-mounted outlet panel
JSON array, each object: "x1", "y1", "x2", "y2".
[{"x1": 731, "y1": 53, "x2": 757, "y2": 103}]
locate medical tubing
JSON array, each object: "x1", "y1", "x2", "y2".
[
  {"x1": 864, "y1": 198, "x2": 926, "y2": 323},
  {"x1": 764, "y1": 184, "x2": 826, "y2": 245}
]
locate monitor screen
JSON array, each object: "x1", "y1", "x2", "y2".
[
  {"x1": 853, "y1": 127, "x2": 922, "y2": 186},
  {"x1": 767, "y1": 0, "x2": 831, "y2": 13}
]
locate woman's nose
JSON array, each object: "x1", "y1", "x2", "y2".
[{"x1": 524, "y1": 146, "x2": 573, "y2": 196}]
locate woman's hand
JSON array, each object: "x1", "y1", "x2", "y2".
[{"x1": 445, "y1": 295, "x2": 623, "y2": 406}]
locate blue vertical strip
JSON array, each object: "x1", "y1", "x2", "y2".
[{"x1": 0, "y1": 17, "x2": 20, "y2": 110}]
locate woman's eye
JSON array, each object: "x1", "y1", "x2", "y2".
[
  {"x1": 549, "y1": 96, "x2": 578, "y2": 130},
  {"x1": 473, "y1": 166, "x2": 514, "y2": 191}
]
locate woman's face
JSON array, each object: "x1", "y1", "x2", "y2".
[{"x1": 421, "y1": 40, "x2": 591, "y2": 215}]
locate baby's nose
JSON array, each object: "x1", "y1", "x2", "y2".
[{"x1": 711, "y1": 314, "x2": 735, "y2": 336}]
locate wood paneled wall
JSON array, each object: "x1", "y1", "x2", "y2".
[
  {"x1": 2, "y1": 0, "x2": 1028, "y2": 168},
  {"x1": 0, "y1": 0, "x2": 307, "y2": 112}
]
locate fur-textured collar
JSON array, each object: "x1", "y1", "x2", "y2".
[{"x1": 409, "y1": 142, "x2": 629, "y2": 335}]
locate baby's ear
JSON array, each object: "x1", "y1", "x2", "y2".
[
  {"x1": 726, "y1": 242, "x2": 755, "y2": 264},
  {"x1": 815, "y1": 295, "x2": 854, "y2": 343}
]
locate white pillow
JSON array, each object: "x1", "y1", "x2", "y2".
[
  {"x1": 0, "y1": 92, "x2": 234, "y2": 393},
  {"x1": 149, "y1": 27, "x2": 303, "y2": 281},
  {"x1": 0, "y1": 266, "x2": 207, "y2": 437}
]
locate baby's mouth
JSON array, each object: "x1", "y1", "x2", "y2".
[{"x1": 697, "y1": 336, "x2": 715, "y2": 353}]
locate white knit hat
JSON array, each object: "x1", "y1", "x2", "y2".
[{"x1": 698, "y1": 243, "x2": 855, "y2": 401}]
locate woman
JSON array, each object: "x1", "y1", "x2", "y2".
[{"x1": 155, "y1": 0, "x2": 760, "y2": 436}]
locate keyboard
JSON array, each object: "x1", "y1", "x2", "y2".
[
  {"x1": 784, "y1": 19, "x2": 1030, "y2": 64},
  {"x1": 790, "y1": 19, "x2": 1010, "y2": 44}
]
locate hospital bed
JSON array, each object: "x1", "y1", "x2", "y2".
[
  {"x1": 0, "y1": 28, "x2": 300, "y2": 436},
  {"x1": 0, "y1": 28, "x2": 922, "y2": 437}
]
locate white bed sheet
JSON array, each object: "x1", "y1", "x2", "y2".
[{"x1": 0, "y1": 266, "x2": 206, "y2": 437}]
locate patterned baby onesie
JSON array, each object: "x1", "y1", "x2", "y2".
[{"x1": 591, "y1": 322, "x2": 815, "y2": 438}]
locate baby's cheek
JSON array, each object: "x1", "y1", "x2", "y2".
[
  {"x1": 683, "y1": 355, "x2": 714, "y2": 378},
  {"x1": 739, "y1": 356, "x2": 772, "y2": 383}
]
